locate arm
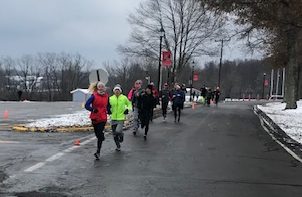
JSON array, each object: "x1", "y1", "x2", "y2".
[
  {"x1": 107, "y1": 97, "x2": 112, "y2": 114},
  {"x1": 85, "y1": 95, "x2": 95, "y2": 112}
]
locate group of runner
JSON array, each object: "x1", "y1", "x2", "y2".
[{"x1": 84, "y1": 80, "x2": 186, "y2": 160}]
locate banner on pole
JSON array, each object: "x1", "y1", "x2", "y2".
[
  {"x1": 193, "y1": 72, "x2": 198, "y2": 81},
  {"x1": 162, "y1": 51, "x2": 172, "y2": 68}
]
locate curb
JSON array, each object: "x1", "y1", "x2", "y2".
[
  {"x1": 253, "y1": 105, "x2": 302, "y2": 162},
  {"x1": 10, "y1": 105, "x2": 189, "y2": 133}
]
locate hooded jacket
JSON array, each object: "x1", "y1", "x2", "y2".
[{"x1": 108, "y1": 94, "x2": 132, "y2": 121}]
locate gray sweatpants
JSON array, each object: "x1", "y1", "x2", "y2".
[
  {"x1": 111, "y1": 120, "x2": 124, "y2": 148},
  {"x1": 132, "y1": 107, "x2": 140, "y2": 132}
]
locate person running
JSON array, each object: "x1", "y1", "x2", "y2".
[
  {"x1": 148, "y1": 82, "x2": 159, "y2": 122},
  {"x1": 172, "y1": 84, "x2": 185, "y2": 123},
  {"x1": 128, "y1": 80, "x2": 143, "y2": 136},
  {"x1": 206, "y1": 88, "x2": 213, "y2": 107},
  {"x1": 85, "y1": 81, "x2": 109, "y2": 160},
  {"x1": 159, "y1": 83, "x2": 171, "y2": 120},
  {"x1": 108, "y1": 85, "x2": 132, "y2": 151},
  {"x1": 138, "y1": 85, "x2": 156, "y2": 140},
  {"x1": 214, "y1": 87, "x2": 221, "y2": 106},
  {"x1": 200, "y1": 85, "x2": 207, "y2": 105}
]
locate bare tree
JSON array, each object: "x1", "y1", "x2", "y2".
[
  {"x1": 204, "y1": 0, "x2": 302, "y2": 109},
  {"x1": 119, "y1": 0, "x2": 225, "y2": 82}
]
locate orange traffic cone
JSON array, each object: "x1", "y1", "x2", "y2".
[
  {"x1": 3, "y1": 110, "x2": 9, "y2": 120},
  {"x1": 74, "y1": 139, "x2": 80, "y2": 146}
]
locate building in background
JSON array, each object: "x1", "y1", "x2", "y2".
[{"x1": 70, "y1": 89, "x2": 91, "y2": 102}]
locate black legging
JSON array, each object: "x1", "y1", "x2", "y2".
[
  {"x1": 141, "y1": 110, "x2": 151, "y2": 135},
  {"x1": 93, "y1": 122, "x2": 106, "y2": 153},
  {"x1": 173, "y1": 104, "x2": 182, "y2": 122},
  {"x1": 162, "y1": 102, "x2": 168, "y2": 117}
]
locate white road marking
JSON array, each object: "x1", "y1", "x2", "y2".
[
  {"x1": 0, "y1": 140, "x2": 21, "y2": 144},
  {"x1": 24, "y1": 162, "x2": 46, "y2": 172},
  {"x1": 23, "y1": 136, "x2": 96, "y2": 173},
  {"x1": 255, "y1": 110, "x2": 302, "y2": 163}
]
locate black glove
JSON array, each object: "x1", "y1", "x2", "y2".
[
  {"x1": 124, "y1": 109, "x2": 129, "y2": 115},
  {"x1": 92, "y1": 108, "x2": 98, "y2": 113}
]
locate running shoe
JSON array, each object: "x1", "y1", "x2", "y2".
[{"x1": 94, "y1": 152, "x2": 100, "y2": 160}]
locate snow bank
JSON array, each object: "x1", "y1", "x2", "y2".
[{"x1": 258, "y1": 100, "x2": 302, "y2": 145}]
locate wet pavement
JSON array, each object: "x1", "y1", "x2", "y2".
[{"x1": 0, "y1": 101, "x2": 302, "y2": 196}]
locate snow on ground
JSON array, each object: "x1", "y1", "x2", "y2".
[
  {"x1": 258, "y1": 100, "x2": 302, "y2": 145},
  {"x1": 25, "y1": 110, "x2": 91, "y2": 128},
  {"x1": 22, "y1": 102, "x2": 193, "y2": 129}
]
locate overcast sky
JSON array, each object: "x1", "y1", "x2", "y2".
[{"x1": 0, "y1": 0, "x2": 262, "y2": 69}]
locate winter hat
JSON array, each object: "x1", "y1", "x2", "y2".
[
  {"x1": 96, "y1": 81, "x2": 105, "y2": 89},
  {"x1": 113, "y1": 84, "x2": 122, "y2": 92}
]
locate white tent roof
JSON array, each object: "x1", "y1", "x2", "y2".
[{"x1": 70, "y1": 88, "x2": 91, "y2": 94}]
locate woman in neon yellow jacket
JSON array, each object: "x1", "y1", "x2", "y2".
[{"x1": 107, "y1": 84, "x2": 132, "y2": 151}]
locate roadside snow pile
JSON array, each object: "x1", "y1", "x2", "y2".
[
  {"x1": 258, "y1": 100, "x2": 302, "y2": 145},
  {"x1": 25, "y1": 110, "x2": 91, "y2": 129}
]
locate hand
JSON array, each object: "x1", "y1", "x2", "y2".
[
  {"x1": 92, "y1": 108, "x2": 98, "y2": 113},
  {"x1": 124, "y1": 109, "x2": 129, "y2": 114}
]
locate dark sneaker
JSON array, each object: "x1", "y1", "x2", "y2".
[
  {"x1": 178, "y1": 117, "x2": 180, "y2": 122},
  {"x1": 115, "y1": 147, "x2": 121, "y2": 151},
  {"x1": 94, "y1": 152, "x2": 100, "y2": 160},
  {"x1": 133, "y1": 131, "x2": 136, "y2": 136},
  {"x1": 144, "y1": 135, "x2": 147, "y2": 141}
]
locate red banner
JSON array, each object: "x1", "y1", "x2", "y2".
[
  {"x1": 193, "y1": 72, "x2": 198, "y2": 81},
  {"x1": 162, "y1": 51, "x2": 172, "y2": 68}
]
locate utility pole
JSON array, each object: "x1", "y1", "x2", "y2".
[{"x1": 215, "y1": 38, "x2": 230, "y2": 88}]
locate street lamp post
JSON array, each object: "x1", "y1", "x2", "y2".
[
  {"x1": 262, "y1": 73, "x2": 266, "y2": 99},
  {"x1": 157, "y1": 27, "x2": 165, "y2": 91},
  {"x1": 190, "y1": 61, "x2": 195, "y2": 102}
]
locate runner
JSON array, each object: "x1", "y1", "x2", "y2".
[
  {"x1": 172, "y1": 84, "x2": 185, "y2": 123},
  {"x1": 138, "y1": 85, "x2": 157, "y2": 140},
  {"x1": 159, "y1": 83, "x2": 171, "y2": 120},
  {"x1": 108, "y1": 84, "x2": 132, "y2": 151},
  {"x1": 128, "y1": 80, "x2": 143, "y2": 136},
  {"x1": 85, "y1": 82, "x2": 109, "y2": 160}
]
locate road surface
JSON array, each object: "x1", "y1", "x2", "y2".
[{"x1": 0, "y1": 101, "x2": 301, "y2": 196}]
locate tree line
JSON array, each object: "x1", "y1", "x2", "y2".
[{"x1": 0, "y1": 53, "x2": 91, "y2": 101}]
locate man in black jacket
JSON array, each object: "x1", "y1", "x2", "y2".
[
  {"x1": 138, "y1": 85, "x2": 156, "y2": 140},
  {"x1": 159, "y1": 83, "x2": 171, "y2": 120}
]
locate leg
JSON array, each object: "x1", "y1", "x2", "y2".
[
  {"x1": 111, "y1": 123, "x2": 120, "y2": 150},
  {"x1": 114, "y1": 121, "x2": 124, "y2": 151},
  {"x1": 133, "y1": 107, "x2": 139, "y2": 135},
  {"x1": 150, "y1": 108, "x2": 154, "y2": 122},
  {"x1": 116, "y1": 121, "x2": 124, "y2": 143},
  {"x1": 93, "y1": 122, "x2": 106, "y2": 160},
  {"x1": 144, "y1": 112, "x2": 150, "y2": 140},
  {"x1": 162, "y1": 102, "x2": 168, "y2": 118},
  {"x1": 177, "y1": 107, "x2": 181, "y2": 122}
]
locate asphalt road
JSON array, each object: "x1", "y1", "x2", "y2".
[{"x1": 0, "y1": 101, "x2": 301, "y2": 197}]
